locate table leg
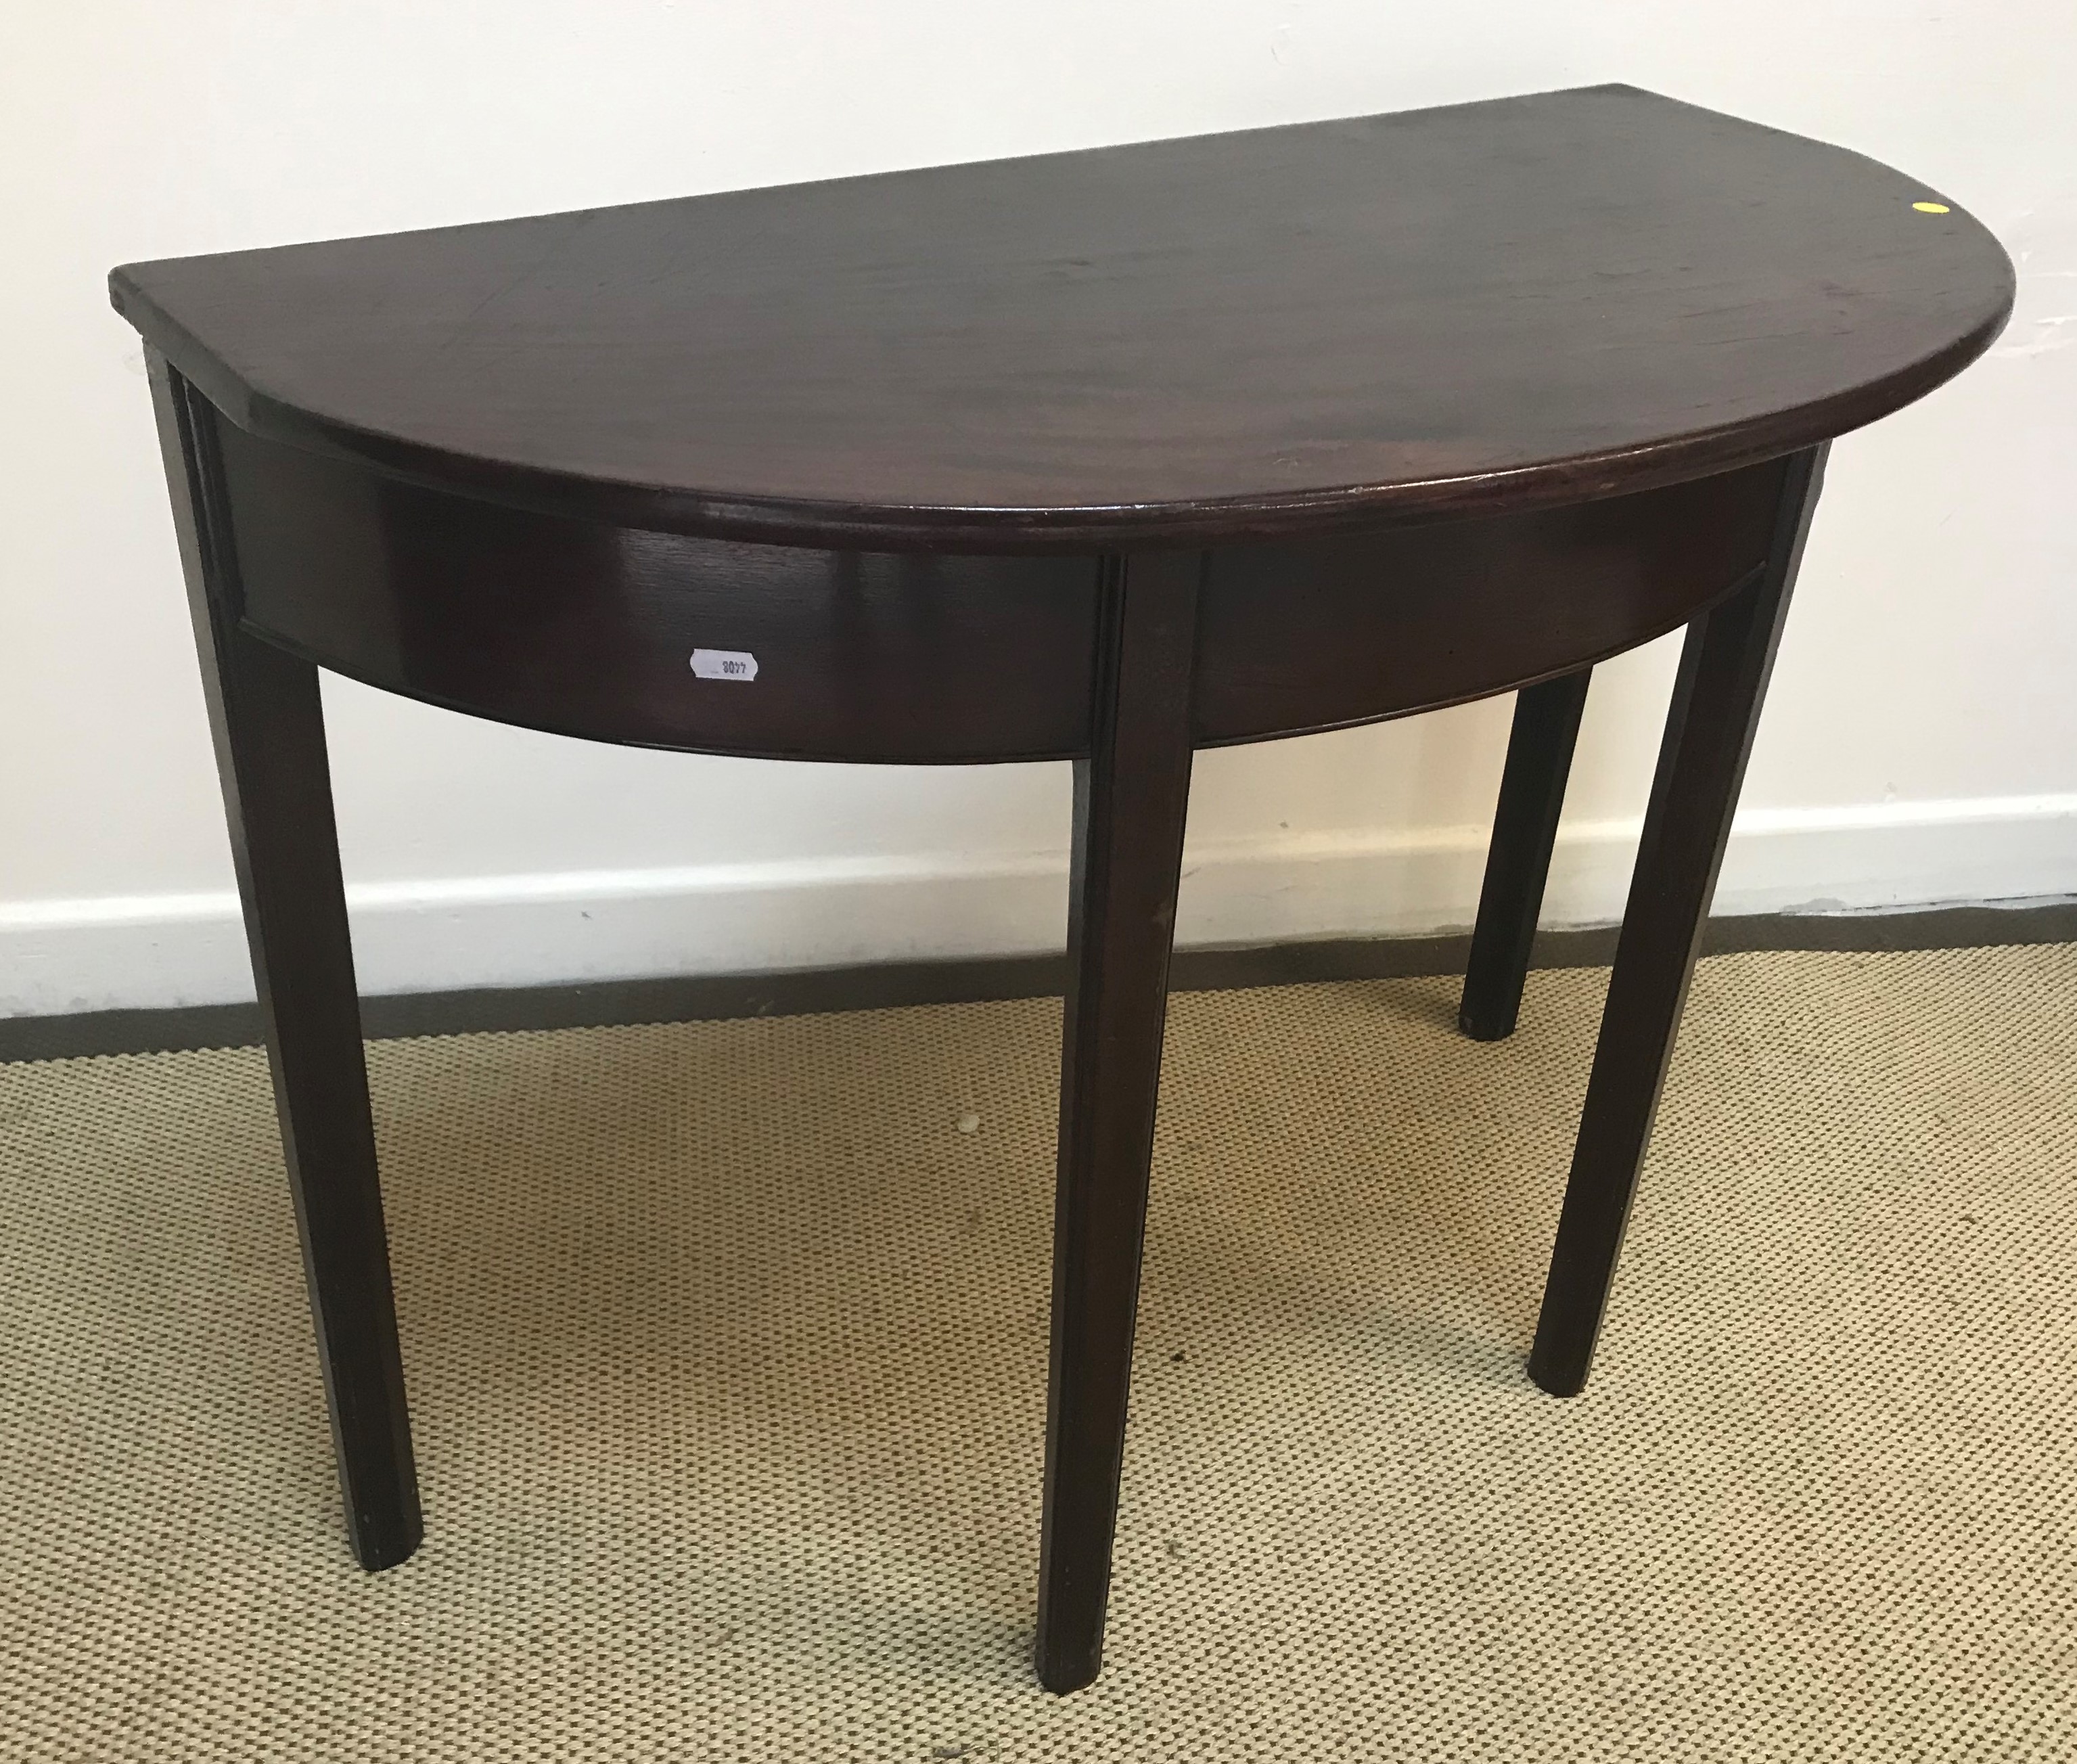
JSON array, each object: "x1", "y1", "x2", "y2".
[
  {"x1": 1035, "y1": 552, "x2": 1201, "y2": 1693},
  {"x1": 1528, "y1": 445, "x2": 1827, "y2": 1398},
  {"x1": 1459, "y1": 667, "x2": 1593, "y2": 1041},
  {"x1": 149, "y1": 355, "x2": 422, "y2": 1568}
]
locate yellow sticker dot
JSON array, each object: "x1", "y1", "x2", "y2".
[{"x1": 1913, "y1": 200, "x2": 1951, "y2": 214}]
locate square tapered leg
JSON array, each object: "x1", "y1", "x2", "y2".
[
  {"x1": 1034, "y1": 551, "x2": 1201, "y2": 1692},
  {"x1": 1530, "y1": 447, "x2": 1827, "y2": 1398},
  {"x1": 150, "y1": 354, "x2": 421, "y2": 1567},
  {"x1": 1461, "y1": 667, "x2": 1594, "y2": 1041}
]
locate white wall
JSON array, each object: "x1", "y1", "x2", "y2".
[{"x1": 4, "y1": 1, "x2": 2074, "y2": 1015}]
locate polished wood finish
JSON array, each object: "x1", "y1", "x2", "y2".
[
  {"x1": 207, "y1": 401, "x2": 1782, "y2": 763},
  {"x1": 113, "y1": 87, "x2": 2009, "y2": 552},
  {"x1": 114, "y1": 85, "x2": 2012, "y2": 1691},
  {"x1": 1530, "y1": 447, "x2": 1829, "y2": 1399},
  {"x1": 1460, "y1": 670, "x2": 1595, "y2": 1041},
  {"x1": 1037, "y1": 554, "x2": 1200, "y2": 1693},
  {"x1": 149, "y1": 353, "x2": 421, "y2": 1568},
  {"x1": 208, "y1": 407, "x2": 1099, "y2": 765},
  {"x1": 1193, "y1": 467, "x2": 1778, "y2": 750}
]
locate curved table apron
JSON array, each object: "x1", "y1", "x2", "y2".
[
  {"x1": 191, "y1": 392, "x2": 1791, "y2": 763},
  {"x1": 122, "y1": 81, "x2": 2013, "y2": 1696}
]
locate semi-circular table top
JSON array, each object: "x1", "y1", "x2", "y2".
[{"x1": 112, "y1": 84, "x2": 2012, "y2": 553}]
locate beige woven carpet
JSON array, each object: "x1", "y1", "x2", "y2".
[{"x1": 4, "y1": 947, "x2": 2076, "y2": 1760}]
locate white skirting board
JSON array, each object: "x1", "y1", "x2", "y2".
[{"x1": 4, "y1": 794, "x2": 2075, "y2": 1018}]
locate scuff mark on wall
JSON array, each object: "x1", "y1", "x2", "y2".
[
  {"x1": 1270, "y1": 0, "x2": 1303, "y2": 65},
  {"x1": 1993, "y1": 314, "x2": 2077, "y2": 359}
]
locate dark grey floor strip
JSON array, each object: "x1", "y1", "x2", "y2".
[{"x1": 4, "y1": 899, "x2": 2072, "y2": 1064}]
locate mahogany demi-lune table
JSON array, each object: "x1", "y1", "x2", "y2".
[{"x1": 112, "y1": 84, "x2": 2013, "y2": 1691}]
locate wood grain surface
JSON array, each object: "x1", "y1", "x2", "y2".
[{"x1": 112, "y1": 86, "x2": 2011, "y2": 551}]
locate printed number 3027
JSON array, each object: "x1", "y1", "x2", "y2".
[{"x1": 690, "y1": 648, "x2": 760, "y2": 682}]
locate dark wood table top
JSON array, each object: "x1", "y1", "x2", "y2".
[{"x1": 113, "y1": 84, "x2": 2011, "y2": 552}]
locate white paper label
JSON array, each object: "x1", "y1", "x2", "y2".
[{"x1": 690, "y1": 648, "x2": 758, "y2": 681}]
